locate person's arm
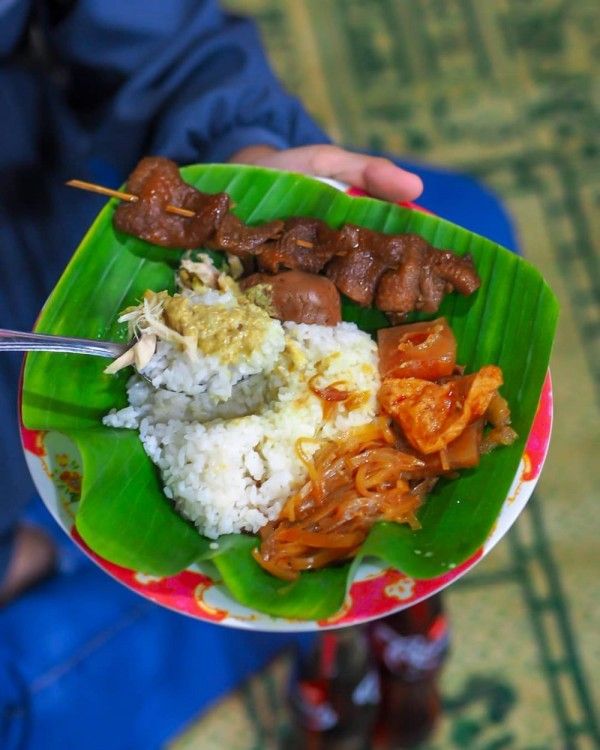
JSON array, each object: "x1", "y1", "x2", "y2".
[
  {"x1": 44, "y1": 0, "x2": 422, "y2": 200},
  {"x1": 44, "y1": 0, "x2": 326, "y2": 166},
  {"x1": 0, "y1": 0, "x2": 33, "y2": 57}
]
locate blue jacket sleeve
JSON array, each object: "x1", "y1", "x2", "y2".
[
  {"x1": 44, "y1": 0, "x2": 330, "y2": 168},
  {"x1": 0, "y1": 0, "x2": 33, "y2": 58}
]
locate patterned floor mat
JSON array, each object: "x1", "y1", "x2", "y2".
[{"x1": 169, "y1": 1, "x2": 600, "y2": 747}]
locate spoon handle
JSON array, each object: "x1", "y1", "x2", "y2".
[{"x1": 0, "y1": 329, "x2": 128, "y2": 359}]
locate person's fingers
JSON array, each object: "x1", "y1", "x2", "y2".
[
  {"x1": 234, "y1": 145, "x2": 423, "y2": 202},
  {"x1": 310, "y1": 146, "x2": 423, "y2": 202},
  {"x1": 359, "y1": 158, "x2": 423, "y2": 202}
]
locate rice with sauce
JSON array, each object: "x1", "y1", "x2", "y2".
[
  {"x1": 104, "y1": 313, "x2": 380, "y2": 538},
  {"x1": 126, "y1": 285, "x2": 286, "y2": 400}
]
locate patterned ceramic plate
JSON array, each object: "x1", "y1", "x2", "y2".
[{"x1": 20, "y1": 175, "x2": 556, "y2": 631}]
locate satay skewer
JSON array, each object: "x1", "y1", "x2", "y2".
[
  {"x1": 66, "y1": 179, "x2": 196, "y2": 218},
  {"x1": 66, "y1": 178, "x2": 314, "y2": 248}
]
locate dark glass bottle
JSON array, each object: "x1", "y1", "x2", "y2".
[
  {"x1": 369, "y1": 594, "x2": 449, "y2": 748},
  {"x1": 287, "y1": 625, "x2": 381, "y2": 750}
]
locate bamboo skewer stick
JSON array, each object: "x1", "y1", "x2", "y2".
[
  {"x1": 66, "y1": 179, "x2": 196, "y2": 218},
  {"x1": 66, "y1": 178, "x2": 314, "y2": 248}
]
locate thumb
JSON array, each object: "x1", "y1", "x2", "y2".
[{"x1": 232, "y1": 145, "x2": 423, "y2": 203}]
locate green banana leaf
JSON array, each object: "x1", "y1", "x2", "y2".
[{"x1": 22, "y1": 164, "x2": 558, "y2": 619}]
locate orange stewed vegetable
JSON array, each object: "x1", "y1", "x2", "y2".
[
  {"x1": 378, "y1": 366, "x2": 504, "y2": 454},
  {"x1": 377, "y1": 317, "x2": 456, "y2": 381},
  {"x1": 408, "y1": 419, "x2": 485, "y2": 477},
  {"x1": 253, "y1": 418, "x2": 428, "y2": 580}
]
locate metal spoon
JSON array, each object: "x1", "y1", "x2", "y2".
[
  {"x1": 0, "y1": 329, "x2": 231, "y2": 395},
  {"x1": 0, "y1": 328, "x2": 129, "y2": 359},
  {"x1": 0, "y1": 329, "x2": 187, "y2": 394}
]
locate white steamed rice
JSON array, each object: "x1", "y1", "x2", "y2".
[
  {"x1": 137, "y1": 287, "x2": 285, "y2": 399},
  {"x1": 104, "y1": 317, "x2": 380, "y2": 539}
]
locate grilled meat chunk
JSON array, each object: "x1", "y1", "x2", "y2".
[
  {"x1": 257, "y1": 218, "x2": 350, "y2": 274},
  {"x1": 375, "y1": 236, "x2": 479, "y2": 315},
  {"x1": 112, "y1": 157, "x2": 480, "y2": 316},
  {"x1": 114, "y1": 157, "x2": 230, "y2": 249},
  {"x1": 208, "y1": 213, "x2": 284, "y2": 253},
  {"x1": 325, "y1": 227, "x2": 404, "y2": 306}
]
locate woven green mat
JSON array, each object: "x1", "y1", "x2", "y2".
[{"x1": 169, "y1": 1, "x2": 600, "y2": 747}]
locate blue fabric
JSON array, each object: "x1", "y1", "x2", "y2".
[
  {"x1": 2, "y1": 497, "x2": 318, "y2": 749},
  {"x1": 394, "y1": 158, "x2": 519, "y2": 253},
  {"x1": 1, "y1": 499, "x2": 313, "y2": 750},
  {"x1": 0, "y1": 0, "x2": 32, "y2": 58}
]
